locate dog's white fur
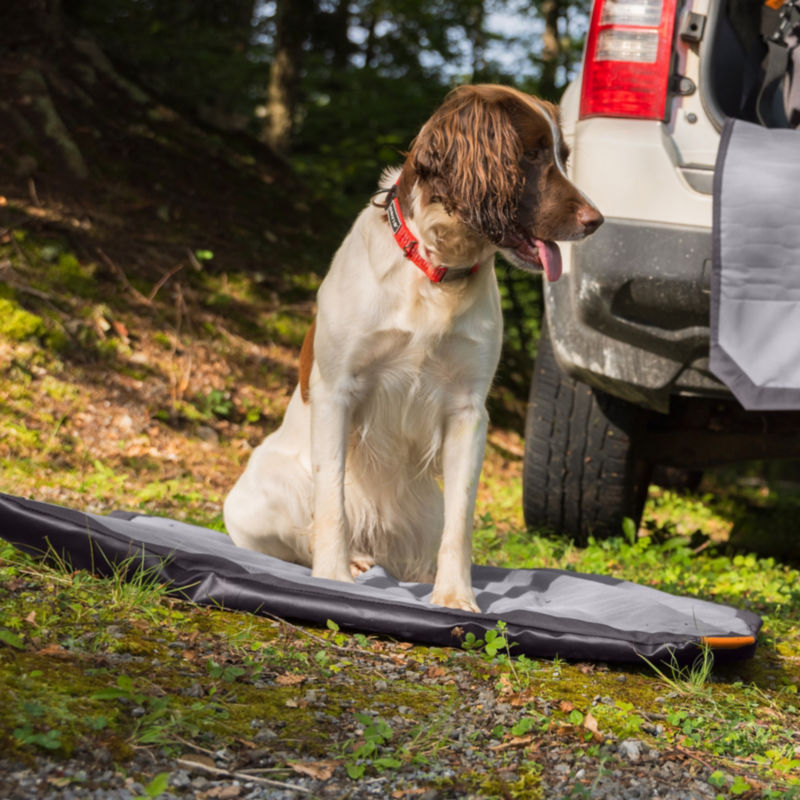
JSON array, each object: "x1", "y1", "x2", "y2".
[{"x1": 224, "y1": 85, "x2": 601, "y2": 611}]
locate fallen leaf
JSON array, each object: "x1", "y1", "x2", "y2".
[
  {"x1": 234, "y1": 737, "x2": 257, "y2": 749},
  {"x1": 451, "y1": 626, "x2": 465, "y2": 639},
  {"x1": 496, "y1": 674, "x2": 514, "y2": 694},
  {"x1": 111, "y1": 319, "x2": 130, "y2": 343},
  {"x1": 37, "y1": 644, "x2": 66, "y2": 656},
  {"x1": 275, "y1": 673, "x2": 306, "y2": 686},
  {"x1": 577, "y1": 663, "x2": 596, "y2": 674},
  {"x1": 489, "y1": 735, "x2": 533, "y2": 751},
  {"x1": 510, "y1": 691, "x2": 536, "y2": 707},
  {"x1": 426, "y1": 665, "x2": 446, "y2": 679},
  {"x1": 289, "y1": 759, "x2": 340, "y2": 780},
  {"x1": 396, "y1": 642, "x2": 414, "y2": 650},
  {"x1": 559, "y1": 700, "x2": 574, "y2": 713},
  {"x1": 182, "y1": 650, "x2": 197, "y2": 661},
  {"x1": 583, "y1": 711, "x2": 603, "y2": 741},
  {"x1": 178, "y1": 753, "x2": 216, "y2": 770},
  {"x1": 24, "y1": 611, "x2": 37, "y2": 625},
  {"x1": 199, "y1": 786, "x2": 240, "y2": 799}
]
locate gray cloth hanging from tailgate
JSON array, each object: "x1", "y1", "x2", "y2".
[{"x1": 711, "y1": 117, "x2": 800, "y2": 409}]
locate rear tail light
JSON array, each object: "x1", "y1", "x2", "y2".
[{"x1": 580, "y1": 0, "x2": 678, "y2": 120}]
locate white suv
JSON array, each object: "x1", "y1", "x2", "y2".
[{"x1": 522, "y1": 0, "x2": 800, "y2": 541}]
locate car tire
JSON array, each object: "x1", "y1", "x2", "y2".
[{"x1": 522, "y1": 322, "x2": 653, "y2": 544}]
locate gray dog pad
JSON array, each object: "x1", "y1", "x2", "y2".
[
  {"x1": 711, "y1": 118, "x2": 800, "y2": 409},
  {"x1": 0, "y1": 492, "x2": 761, "y2": 664}
]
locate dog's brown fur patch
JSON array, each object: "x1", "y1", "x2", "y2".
[{"x1": 299, "y1": 318, "x2": 315, "y2": 403}]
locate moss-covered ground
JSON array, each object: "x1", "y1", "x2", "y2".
[{"x1": 2, "y1": 241, "x2": 799, "y2": 797}]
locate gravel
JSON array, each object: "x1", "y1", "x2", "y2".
[
  {"x1": 1, "y1": 743, "x2": 721, "y2": 799},
  {"x1": 2, "y1": 695, "x2": 722, "y2": 800}
]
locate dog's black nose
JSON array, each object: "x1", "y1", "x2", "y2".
[{"x1": 578, "y1": 205, "x2": 604, "y2": 235}]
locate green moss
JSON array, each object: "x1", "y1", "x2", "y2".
[
  {"x1": 153, "y1": 331, "x2": 173, "y2": 350},
  {"x1": 0, "y1": 296, "x2": 46, "y2": 342},
  {"x1": 40, "y1": 375, "x2": 80, "y2": 403},
  {"x1": 3, "y1": 421, "x2": 42, "y2": 450},
  {"x1": 260, "y1": 311, "x2": 309, "y2": 348},
  {"x1": 436, "y1": 763, "x2": 544, "y2": 800}
]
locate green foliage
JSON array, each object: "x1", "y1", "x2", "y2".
[
  {"x1": 344, "y1": 713, "x2": 401, "y2": 779},
  {"x1": 0, "y1": 296, "x2": 46, "y2": 342},
  {"x1": 135, "y1": 772, "x2": 171, "y2": 800},
  {"x1": 70, "y1": 0, "x2": 263, "y2": 122},
  {"x1": 193, "y1": 388, "x2": 234, "y2": 420},
  {"x1": 0, "y1": 629, "x2": 25, "y2": 650}
]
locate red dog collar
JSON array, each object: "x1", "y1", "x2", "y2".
[{"x1": 385, "y1": 182, "x2": 479, "y2": 283}]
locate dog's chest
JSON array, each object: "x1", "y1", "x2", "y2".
[{"x1": 347, "y1": 324, "x2": 492, "y2": 471}]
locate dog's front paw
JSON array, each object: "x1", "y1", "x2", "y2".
[
  {"x1": 430, "y1": 584, "x2": 480, "y2": 613},
  {"x1": 349, "y1": 554, "x2": 375, "y2": 578}
]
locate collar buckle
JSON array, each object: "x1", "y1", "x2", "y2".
[{"x1": 385, "y1": 180, "x2": 479, "y2": 284}]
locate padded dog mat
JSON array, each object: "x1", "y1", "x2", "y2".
[{"x1": 0, "y1": 492, "x2": 761, "y2": 664}]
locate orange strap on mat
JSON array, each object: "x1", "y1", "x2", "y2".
[{"x1": 700, "y1": 636, "x2": 756, "y2": 650}]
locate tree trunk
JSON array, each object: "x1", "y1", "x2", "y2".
[
  {"x1": 329, "y1": 0, "x2": 351, "y2": 70},
  {"x1": 466, "y1": 1, "x2": 487, "y2": 83},
  {"x1": 539, "y1": 0, "x2": 562, "y2": 100},
  {"x1": 262, "y1": 0, "x2": 313, "y2": 156},
  {"x1": 364, "y1": 8, "x2": 378, "y2": 68}
]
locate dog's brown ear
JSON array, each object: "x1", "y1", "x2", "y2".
[{"x1": 410, "y1": 86, "x2": 524, "y2": 243}]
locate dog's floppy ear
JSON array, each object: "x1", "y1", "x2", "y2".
[{"x1": 410, "y1": 86, "x2": 524, "y2": 243}]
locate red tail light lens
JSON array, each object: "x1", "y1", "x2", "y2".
[{"x1": 580, "y1": 0, "x2": 678, "y2": 120}]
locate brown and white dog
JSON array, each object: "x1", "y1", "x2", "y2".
[{"x1": 224, "y1": 84, "x2": 602, "y2": 611}]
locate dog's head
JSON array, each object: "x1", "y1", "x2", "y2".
[{"x1": 402, "y1": 84, "x2": 602, "y2": 281}]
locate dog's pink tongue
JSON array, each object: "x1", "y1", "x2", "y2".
[{"x1": 535, "y1": 239, "x2": 562, "y2": 282}]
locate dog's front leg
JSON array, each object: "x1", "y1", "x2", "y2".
[
  {"x1": 430, "y1": 403, "x2": 487, "y2": 612},
  {"x1": 310, "y1": 381, "x2": 354, "y2": 583}
]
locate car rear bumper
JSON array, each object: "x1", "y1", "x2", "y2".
[{"x1": 544, "y1": 217, "x2": 728, "y2": 413}]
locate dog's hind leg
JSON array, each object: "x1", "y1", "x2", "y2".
[
  {"x1": 223, "y1": 449, "x2": 313, "y2": 566},
  {"x1": 223, "y1": 389, "x2": 314, "y2": 566}
]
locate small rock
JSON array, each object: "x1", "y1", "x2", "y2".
[
  {"x1": 196, "y1": 425, "x2": 220, "y2": 444},
  {"x1": 618, "y1": 738, "x2": 643, "y2": 762},
  {"x1": 170, "y1": 770, "x2": 192, "y2": 788},
  {"x1": 254, "y1": 727, "x2": 277, "y2": 742}
]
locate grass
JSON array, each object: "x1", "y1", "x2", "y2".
[{"x1": 1, "y1": 235, "x2": 800, "y2": 797}]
